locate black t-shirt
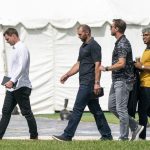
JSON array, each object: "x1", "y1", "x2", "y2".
[
  {"x1": 112, "y1": 35, "x2": 134, "y2": 82},
  {"x1": 77, "y1": 37, "x2": 101, "y2": 85}
]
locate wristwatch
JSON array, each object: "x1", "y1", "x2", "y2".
[
  {"x1": 95, "y1": 81, "x2": 100, "y2": 85},
  {"x1": 105, "y1": 66, "x2": 109, "y2": 71}
]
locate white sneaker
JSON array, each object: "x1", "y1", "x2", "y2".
[{"x1": 130, "y1": 125, "x2": 144, "y2": 141}]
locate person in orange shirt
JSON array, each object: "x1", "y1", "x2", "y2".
[{"x1": 135, "y1": 27, "x2": 150, "y2": 140}]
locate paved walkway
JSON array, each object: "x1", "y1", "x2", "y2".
[{"x1": 2, "y1": 115, "x2": 150, "y2": 140}]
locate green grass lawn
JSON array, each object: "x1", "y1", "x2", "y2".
[
  {"x1": 36, "y1": 112, "x2": 120, "y2": 124},
  {"x1": 36, "y1": 112, "x2": 150, "y2": 124},
  {"x1": 0, "y1": 112, "x2": 149, "y2": 150},
  {"x1": 35, "y1": 112, "x2": 122, "y2": 124},
  {"x1": 0, "y1": 140, "x2": 150, "y2": 150}
]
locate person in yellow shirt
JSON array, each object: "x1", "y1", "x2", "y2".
[{"x1": 135, "y1": 27, "x2": 150, "y2": 140}]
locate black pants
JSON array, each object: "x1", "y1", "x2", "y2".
[
  {"x1": 0, "y1": 87, "x2": 38, "y2": 138},
  {"x1": 138, "y1": 87, "x2": 150, "y2": 139}
]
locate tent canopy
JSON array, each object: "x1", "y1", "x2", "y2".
[
  {"x1": 0, "y1": 0, "x2": 149, "y2": 29},
  {"x1": 0, "y1": 0, "x2": 149, "y2": 114}
]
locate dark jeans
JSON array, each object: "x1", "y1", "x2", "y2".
[
  {"x1": 138, "y1": 87, "x2": 150, "y2": 139},
  {"x1": 0, "y1": 87, "x2": 38, "y2": 138},
  {"x1": 63, "y1": 84, "x2": 112, "y2": 139}
]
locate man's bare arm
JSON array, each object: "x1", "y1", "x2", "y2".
[
  {"x1": 60, "y1": 62, "x2": 80, "y2": 84},
  {"x1": 94, "y1": 61, "x2": 101, "y2": 95}
]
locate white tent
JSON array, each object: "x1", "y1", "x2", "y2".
[{"x1": 0, "y1": 0, "x2": 149, "y2": 114}]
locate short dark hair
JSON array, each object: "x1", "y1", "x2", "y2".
[
  {"x1": 3, "y1": 28, "x2": 19, "y2": 37},
  {"x1": 113, "y1": 19, "x2": 126, "y2": 33},
  {"x1": 142, "y1": 27, "x2": 150, "y2": 33},
  {"x1": 77, "y1": 24, "x2": 91, "y2": 35}
]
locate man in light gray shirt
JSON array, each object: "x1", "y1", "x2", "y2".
[{"x1": 0, "y1": 28, "x2": 38, "y2": 139}]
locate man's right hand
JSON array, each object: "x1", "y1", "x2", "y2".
[
  {"x1": 5, "y1": 81, "x2": 14, "y2": 89},
  {"x1": 99, "y1": 65, "x2": 106, "y2": 71},
  {"x1": 60, "y1": 74, "x2": 69, "y2": 84}
]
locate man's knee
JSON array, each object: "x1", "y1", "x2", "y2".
[
  {"x1": 2, "y1": 108, "x2": 11, "y2": 117},
  {"x1": 116, "y1": 108, "x2": 129, "y2": 121},
  {"x1": 72, "y1": 106, "x2": 84, "y2": 119},
  {"x1": 21, "y1": 109, "x2": 33, "y2": 117},
  {"x1": 108, "y1": 105, "x2": 115, "y2": 113},
  {"x1": 93, "y1": 110, "x2": 104, "y2": 116}
]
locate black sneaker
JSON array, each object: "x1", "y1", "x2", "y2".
[
  {"x1": 52, "y1": 135, "x2": 72, "y2": 141},
  {"x1": 100, "y1": 136, "x2": 113, "y2": 141},
  {"x1": 30, "y1": 136, "x2": 38, "y2": 140}
]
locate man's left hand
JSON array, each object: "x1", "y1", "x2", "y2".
[
  {"x1": 134, "y1": 62, "x2": 142, "y2": 69},
  {"x1": 94, "y1": 84, "x2": 101, "y2": 95}
]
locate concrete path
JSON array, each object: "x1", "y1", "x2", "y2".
[{"x1": 2, "y1": 115, "x2": 150, "y2": 140}]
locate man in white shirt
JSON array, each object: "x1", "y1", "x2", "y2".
[{"x1": 0, "y1": 28, "x2": 38, "y2": 139}]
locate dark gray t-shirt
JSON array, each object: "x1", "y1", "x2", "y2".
[
  {"x1": 78, "y1": 37, "x2": 101, "y2": 85},
  {"x1": 112, "y1": 35, "x2": 134, "y2": 82}
]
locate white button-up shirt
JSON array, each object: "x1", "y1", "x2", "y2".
[{"x1": 8, "y1": 41, "x2": 32, "y2": 91}]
